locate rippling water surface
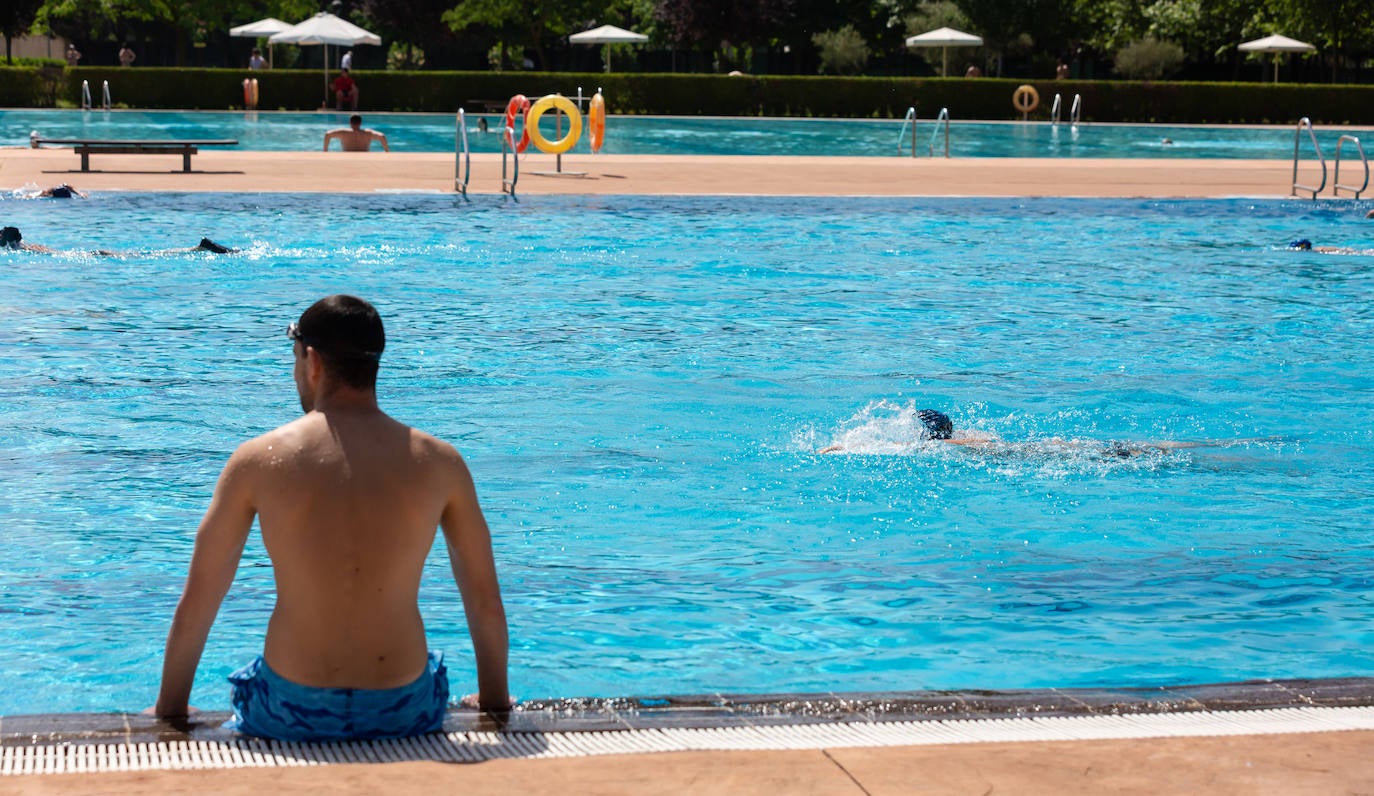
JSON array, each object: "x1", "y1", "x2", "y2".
[{"x1": 1, "y1": 193, "x2": 1372, "y2": 714}]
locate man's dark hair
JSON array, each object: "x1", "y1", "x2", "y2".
[
  {"x1": 349, "y1": 114, "x2": 362, "y2": 126},
  {"x1": 0, "y1": 227, "x2": 21, "y2": 248},
  {"x1": 295, "y1": 295, "x2": 385, "y2": 389}
]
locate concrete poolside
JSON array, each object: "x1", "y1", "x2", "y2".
[
  {"x1": 3, "y1": 145, "x2": 1368, "y2": 793},
  {"x1": 0, "y1": 146, "x2": 1317, "y2": 197}
]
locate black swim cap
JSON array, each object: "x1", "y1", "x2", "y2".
[
  {"x1": 49, "y1": 185, "x2": 73, "y2": 198},
  {"x1": 1289, "y1": 238, "x2": 1312, "y2": 250},
  {"x1": 0, "y1": 227, "x2": 21, "y2": 247},
  {"x1": 917, "y1": 409, "x2": 953, "y2": 440}
]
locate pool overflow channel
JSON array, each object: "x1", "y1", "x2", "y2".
[{"x1": 1293, "y1": 116, "x2": 1370, "y2": 199}]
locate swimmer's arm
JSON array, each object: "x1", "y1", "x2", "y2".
[
  {"x1": 439, "y1": 451, "x2": 510, "y2": 713},
  {"x1": 154, "y1": 448, "x2": 256, "y2": 717},
  {"x1": 374, "y1": 131, "x2": 389, "y2": 152},
  {"x1": 322, "y1": 131, "x2": 337, "y2": 151}
]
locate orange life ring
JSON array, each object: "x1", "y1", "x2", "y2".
[
  {"x1": 588, "y1": 92, "x2": 605, "y2": 153},
  {"x1": 1012, "y1": 84, "x2": 1040, "y2": 114},
  {"x1": 504, "y1": 94, "x2": 532, "y2": 153}
]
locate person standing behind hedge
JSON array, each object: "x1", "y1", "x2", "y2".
[{"x1": 119, "y1": 44, "x2": 136, "y2": 67}]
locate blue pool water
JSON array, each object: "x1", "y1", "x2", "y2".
[
  {"x1": 4, "y1": 108, "x2": 1370, "y2": 159},
  {"x1": 1, "y1": 193, "x2": 1372, "y2": 716}
]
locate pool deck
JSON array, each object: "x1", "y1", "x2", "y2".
[
  {"x1": 0, "y1": 146, "x2": 1312, "y2": 197},
  {"x1": 3, "y1": 144, "x2": 1367, "y2": 793}
]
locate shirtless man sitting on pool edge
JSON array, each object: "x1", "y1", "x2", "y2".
[{"x1": 152, "y1": 295, "x2": 509, "y2": 741}]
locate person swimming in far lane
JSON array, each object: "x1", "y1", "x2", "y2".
[
  {"x1": 817, "y1": 407, "x2": 1271, "y2": 460},
  {"x1": 1288, "y1": 238, "x2": 1374, "y2": 255},
  {"x1": 1, "y1": 226, "x2": 236, "y2": 255}
]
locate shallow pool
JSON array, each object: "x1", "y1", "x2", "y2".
[
  {"x1": 4, "y1": 108, "x2": 1370, "y2": 159},
  {"x1": 1, "y1": 193, "x2": 1372, "y2": 715}
]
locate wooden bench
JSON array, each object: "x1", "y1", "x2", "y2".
[{"x1": 33, "y1": 139, "x2": 239, "y2": 172}]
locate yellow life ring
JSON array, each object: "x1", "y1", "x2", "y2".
[
  {"x1": 1012, "y1": 84, "x2": 1040, "y2": 114},
  {"x1": 526, "y1": 94, "x2": 582, "y2": 155},
  {"x1": 588, "y1": 92, "x2": 606, "y2": 153}
]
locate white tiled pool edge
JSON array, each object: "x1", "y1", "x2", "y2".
[{"x1": 5, "y1": 706, "x2": 1374, "y2": 775}]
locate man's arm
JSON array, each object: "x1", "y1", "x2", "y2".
[
  {"x1": 373, "y1": 131, "x2": 389, "y2": 152},
  {"x1": 153, "y1": 448, "x2": 256, "y2": 717},
  {"x1": 323, "y1": 131, "x2": 337, "y2": 151},
  {"x1": 439, "y1": 453, "x2": 509, "y2": 712}
]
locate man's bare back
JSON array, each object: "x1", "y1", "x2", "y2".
[
  {"x1": 246, "y1": 409, "x2": 478, "y2": 686},
  {"x1": 154, "y1": 295, "x2": 507, "y2": 739},
  {"x1": 323, "y1": 114, "x2": 389, "y2": 152}
]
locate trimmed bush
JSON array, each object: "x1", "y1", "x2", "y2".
[{"x1": 2, "y1": 66, "x2": 1373, "y2": 125}]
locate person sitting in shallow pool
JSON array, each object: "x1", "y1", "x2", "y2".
[
  {"x1": 323, "y1": 114, "x2": 389, "y2": 152},
  {"x1": 1, "y1": 226, "x2": 235, "y2": 255},
  {"x1": 818, "y1": 408, "x2": 1247, "y2": 459}
]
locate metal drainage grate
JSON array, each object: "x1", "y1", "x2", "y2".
[{"x1": 5, "y1": 706, "x2": 1374, "y2": 776}]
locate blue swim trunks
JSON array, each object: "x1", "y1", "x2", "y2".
[{"x1": 226, "y1": 652, "x2": 449, "y2": 742}]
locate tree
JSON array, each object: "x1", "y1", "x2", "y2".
[
  {"x1": 812, "y1": 25, "x2": 869, "y2": 75},
  {"x1": 360, "y1": 0, "x2": 464, "y2": 68},
  {"x1": 3, "y1": 0, "x2": 45, "y2": 64},
  {"x1": 444, "y1": 0, "x2": 594, "y2": 70}
]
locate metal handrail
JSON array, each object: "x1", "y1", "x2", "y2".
[
  {"x1": 1070, "y1": 94, "x2": 1082, "y2": 125},
  {"x1": 1050, "y1": 93, "x2": 1062, "y2": 125},
  {"x1": 454, "y1": 108, "x2": 471, "y2": 199},
  {"x1": 81, "y1": 80, "x2": 91, "y2": 110},
  {"x1": 1291, "y1": 117, "x2": 1327, "y2": 199},
  {"x1": 501, "y1": 125, "x2": 519, "y2": 197},
  {"x1": 896, "y1": 106, "x2": 916, "y2": 157},
  {"x1": 1333, "y1": 135, "x2": 1369, "y2": 199},
  {"x1": 928, "y1": 107, "x2": 950, "y2": 158},
  {"x1": 101, "y1": 80, "x2": 111, "y2": 110}
]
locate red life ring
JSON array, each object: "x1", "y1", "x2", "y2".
[{"x1": 503, "y1": 94, "x2": 532, "y2": 153}]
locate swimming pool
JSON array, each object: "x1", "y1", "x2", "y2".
[
  {"x1": 1, "y1": 193, "x2": 1372, "y2": 716},
  {"x1": 5, "y1": 108, "x2": 1370, "y2": 159}
]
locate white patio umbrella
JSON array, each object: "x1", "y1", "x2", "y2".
[
  {"x1": 270, "y1": 12, "x2": 382, "y2": 106},
  {"x1": 1238, "y1": 34, "x2": 1315, "y2": 83},
  {"x1": 570, "y1": 24, "x2": 649, "y2": 73},
  {"x1": 906, "y1": 27, "x2": 983, "y2": 77},
  {"x1": 229, "y1": 17, "x2": 291, "y2": 67}
]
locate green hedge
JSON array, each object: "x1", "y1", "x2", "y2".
[{"x1": 4, "y1": 65, "x2": 1374, "y2": 124}]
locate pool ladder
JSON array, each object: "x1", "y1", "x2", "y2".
[
  {"x1": 454, "y1": 109, "x2": 471, "y2": 199},
  {"x1": 1051, "y1": 93, "x2": 1081, "y2": 125},
  {"x1": 929, "y1": 107, "x2": 950, "y2": 157},
  {"x1": 1291, "y1": 117, "x2": 1369, "y2": 200},
  {"x1": 896, "y1": 106, "x2": 951, "y2": 158},
  {"x1": 80, "y1": 80, "x2": 112, "y2": 111},
  {"x1": 896, "y1": 107, "x2": 916, "y2": 157},
  {"x1": 501, "y1": 124, "x2": 520, "y2": 198}
]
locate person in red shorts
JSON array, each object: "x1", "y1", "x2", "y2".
[{"x1": 332, "y1": 69, "x2": 358, "y2": 110}]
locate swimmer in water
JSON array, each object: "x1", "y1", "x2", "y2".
[
  {"x1": 40, "y1": 184, "x2": 87, "y2": 199},
  {"x1": 1288, "y1": 238, "x2": 1374, "y2": 255},
  {"x1": 818, "y1": 408, "x2": 1258, "y2": 459},
  {"x1": 1, "y1": 227, "x2": 236, "y2": 255},
  {"x1": 1, "y1": 226, "x2": 56, "y2": 252}
]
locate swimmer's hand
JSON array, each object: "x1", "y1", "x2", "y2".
[
  {"x1": 142, "y1": 704, "x2": 200, "y2": 718},
  {"x1": 460, "y1": 693, "x2": 517, "y2": 712}
]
